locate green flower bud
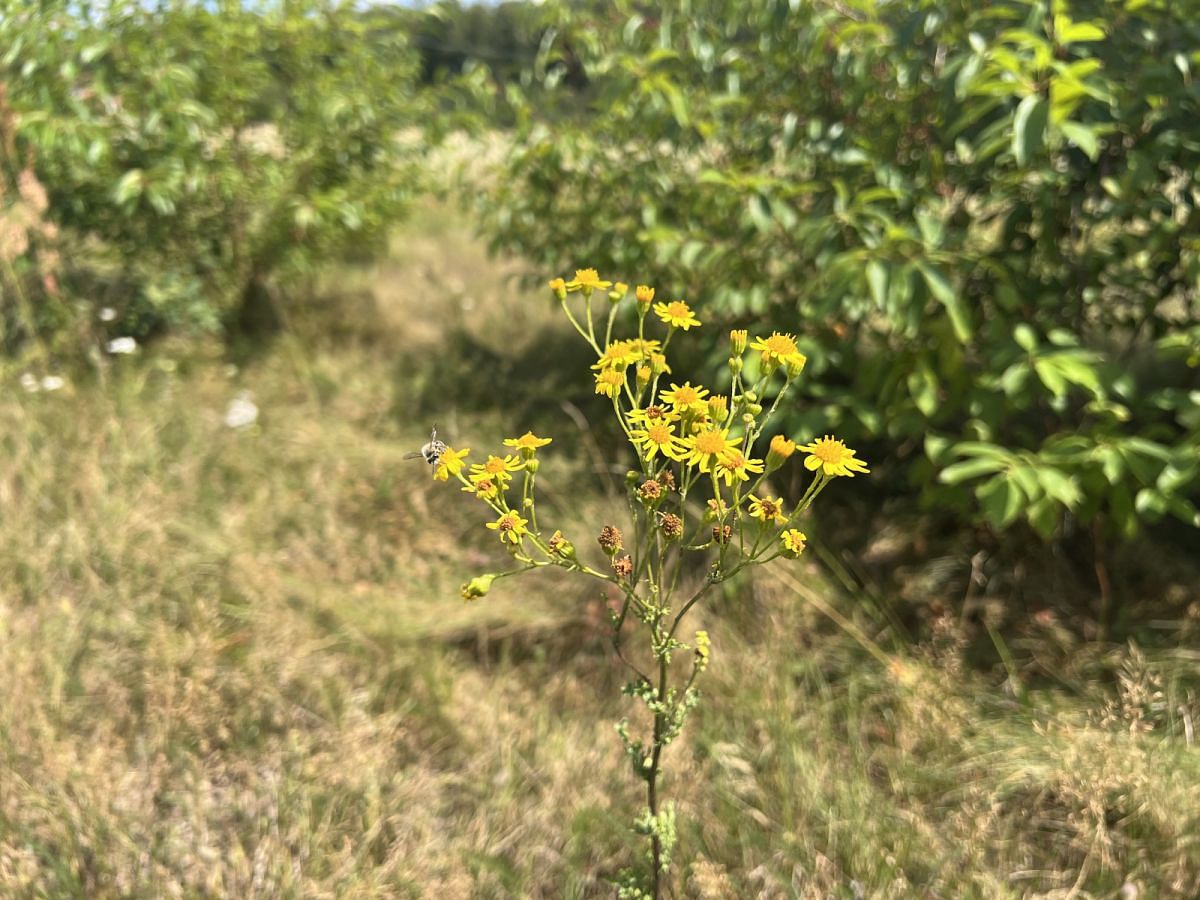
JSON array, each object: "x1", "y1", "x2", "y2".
[{"x1": 461, "y1": 573, "x2": 496, "y2": 601}]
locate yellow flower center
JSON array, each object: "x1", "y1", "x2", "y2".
[
  {"x1": 485, "y1": 457, "x2": 507, "y2": 473},
  {"x1": 673, "y1": 388, "x2": 699, "y2": 406},
  {"x1": 693, "y1": 430, "x2": 728, "y2": 455},
  {"x1": 574, "y1": 268, "x2": 602, "y2": 287},
  {"x1": 646, "y1": 423, "x2": 673, "y2": 444},
  {"x1": 600, "y1": 369, "x2": 624, "y2": 386},
  {"x1": 763, "y1": 333, "x2": 798, "y2": 357},
  {"x1": 665, "y1": 301, "x2": 691, "y2": 319},
  {"x1": 810, "y1": 437, "x2": 850, "y2": 464},
  {"x1": 723, "y1": 452, "x2": 747, "y2": 469}
]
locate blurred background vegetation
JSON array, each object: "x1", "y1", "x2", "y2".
[{"x1": 1, "y1": 0, "x2": 1198, "y2": 896}]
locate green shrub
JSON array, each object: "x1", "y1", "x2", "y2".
[
  {"x1": 0, "y1": 0, "x2": 424, "y2": 349},
  {"x1": 476, "y1": 0, "x2": 1200, "y2": 540}
]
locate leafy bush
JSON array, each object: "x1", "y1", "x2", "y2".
[
  {"x1": 476, "y1": 0, "x2": 1200, "y2": 540},
  {"x1": 0, "y1": 0, "x2": 424, "y2": 349}
]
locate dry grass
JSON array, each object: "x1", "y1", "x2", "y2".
[{"x1": 1, "y1": 199, "x2": 1198, "y2": 898}]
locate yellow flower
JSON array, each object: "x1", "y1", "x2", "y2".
[
  {"x1": 750, "y1": 332, "x2": 806, "y2": 371},
  {"x1": 729, "y1": 329, "x2": 748, "y2": 356},
  {"x1": 568, "y1": 268, "x2": 612, "y2": 293},
  {"x1": 660, "y1": 381, "x2": 710, "y2": 413},
  {"x1": 800, "y1": 435, "x2": 870, "y2": 477},
  {"x1": 487, "y1": 511, "x2": 529, "y2": 545},
  {"x1": 682, "y1": 427, "x2": 740, "y2": 472},
  {"x1": 748, "y1": 494, "x2": 788, "y2": 525},
  {"x1": 630, "y1": 421, "x2": 686, "y2": 461},
  {"x1": 653, "y1": 299, "x2": 701, "y2": 330},
  {"x1": 433, "y1": 446, "x2": 469, "y2": 481},
  {"x1": 548, "y1": 277, "x2": 567, "y2": 299},
  {"x1": 503, "y1": 431, "x2": 553, "y2": 457},
  {"x1": 635, "y1": 284, "x2": 655, "y2": 309},
  {"x1": 627, "y1": 404, "x2": 680, "y2": 427},
  {"x1": 595, "y1": 367, "x2": 626, "y2": 399},
  {"x1": 707, "y1": 395, "x2": 729, "y2": 422},
  {"x1": 462, "y1": 478, "x2": 500, "y2": 501},
  {"x1": 766, "y1": 434, "x2": 796, "y2": 471},
  {"x1": 715, "y1": 449, "x2": 764, "y2": 486},
  {"x1": 592, "y1": 340, "x2": 640, "y2": 371},
  {"x1": 469, "y1": 454, "x2": 524, "y2": 485},
  {"x1": 780, "y1": 529, "x2": 808, "y2": 557}
]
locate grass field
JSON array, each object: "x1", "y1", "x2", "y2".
[{"x1": 2, "y1": 200, "x2": 1199, "y2": 898}]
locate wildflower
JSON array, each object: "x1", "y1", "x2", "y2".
[
  {"x1": 657, "y1": 469, "x2": 676, "y2": 492},
  {"x1": 649, "y1": 352, "x2": 671, "y2": 375},
  {"x1": 694, "y1": 631, "x2": 710, "y2": 671},
  {"x1": 781, "y1": 529, "x2": 808, "y2": 557},
  {"x1": 595, "y1": 367, "x2": 625, "y2": 399},
  {"x1": 630, "y1": 421, "x2": 686, "y2": 462},
  {"x1": 548, "y1": 277, "x2": 567, "y2": 300},
  {"x1": 800, "y1": 435, "x2": 870, "y2": 477},
  {"x1": 434, "y1": 446, "x2": 470, "y2": 481},
  {"x1": 653, "y1": 299, "x2": 701, "y2": 330},
  {"x1": 682, "y1": 426, "x2": 740, "y2": 473},
  {"x1": 658, "y1": 512, "x2": 683, "y2": 540},
  {"x1": 628, "y1": 404, "x2": 679, "y2": 427},
  {"x1": 716, "y1": 449, "x2": 764, "y2": 486},
  {"x1": 766, "y1": 435, "x2": 797, "y2": 471},
  {"x1": 593, "y1": 340, "x2": 640, "y2": 371},
  {"x1": 748, "y1": 495, "x2": 788, "y2": 525},
  {"x1": 729, "y1": 329, "x2": 748, "y2": 356},
  {"x1": 504, "y1": 431, "x2": 553, "y2": 459},
  {"x1": 612, "y1": 555, "x2": 633, "y2": 579},
  {"x1": 635, "y1": 284, "x2": 655, "y2": 312},
  {"x1": 705, "y1": 497, "x2": 728, "y2": 521},
  {"x1": 598, "y1": 525, "x2": 623, "y2": 555},
  {"x1": 487, "y1": 511, "x2": 529, "y2": 545},
  {"x1": 609, "y1": 282, "x2": 629, "y2": 302},
  {"x1": 106, "y1": 336, "x2": 137, "y2": 355},
  {"x1": 548, "y1": 530, "x2": 577, "y2": 559},
  {"x1": 785, "y1": 354, "x2": 808, "y2": 380},
  {"x1": 461, "y1": 573, "x2": 496, "y2": 601},
  {"x1": 638, "y1": 479, "x2": 663, "y2": 503},
  {"x1": 661, "y1": 382, "x2": 710, "y2": 414},
  {"x1": 462, "y1": 478, "x2": 499, "y2": 501},
  {"x1": 635, "y1": 366, "x2": 652, "y2": 389},
  {"x1": 750, "y1": 332, "x2": 806, "y2": 372},
  {"x1": 712, "y1": 524, "x2": 733, "y2": 544},
  {"x1": 568, "y1": 268, "x2": 612, "y2": 294},
  {"x1": 470, "y1": 454, "x2": 524, "y2": 485},
  {"x1": 707, "y1": 396, "x2": 728, "y2": 422}
]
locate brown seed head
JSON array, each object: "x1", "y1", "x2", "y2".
[
  {"x1": 598, "y1": 525, "x2": 623, "y2": 554},
  {"x1": 659, "y1": 513, "x2": 683, "y2": 539},
  {"x1": 712, "y1": 524, "x2": 733, "y2": 544},
  {"x1": 612, "y1": 555, "x2": 633, "y2": 579}
]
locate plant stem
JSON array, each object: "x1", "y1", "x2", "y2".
[{"x1": 648, "y1": 647, "x2": 668, "y2": 897}]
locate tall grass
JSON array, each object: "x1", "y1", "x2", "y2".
[{"x1": 1, "y1": 201, "x2": 1197, "y2": 898}]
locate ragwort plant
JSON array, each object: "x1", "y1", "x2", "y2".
[{"x1": 430, "y1": 270, "x2": 868, "y2": 897}]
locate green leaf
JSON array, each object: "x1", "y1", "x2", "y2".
[
  {"x1": 1037, "y1": 467, "x2": 1082, "y2": 508},
  {"x1": 1012, "y1": 95, "x2": 1048, "y2": 167},
  {"x1": 940, "y1": 458, "x2": 1006, "y2": 485},
  {"x1": 916, "y1": 262, "x2": 972, "y2": 343},
  {"x1": 978, "y1": 476, "x2": 1023, "y2": 528},
  {"x1": 1059, "y1": 121, "x2": 1100, "y2": 161},
  {"x1": 865, "y1": 260, "x2": 888, "y2": 309},
  {"x1": 1013, "y1": 323, "x2": 1037, "y2": 353}
]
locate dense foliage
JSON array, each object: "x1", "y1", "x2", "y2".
[
  {"x1": 0, "y1": 0, "x2": 423, "y2": 349},
  {"x1": 477, "y1": 0, "x2": 1200, "y2": 540}
]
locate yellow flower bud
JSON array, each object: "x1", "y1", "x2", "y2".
[
  {"x1": 636, "y1": 365, "x2": 652, "y2": 388},
  {"x1": 766, "y1": 434, "x2": 797, "y2": 471},
  {"x1": 548, "y1": 277, "x2": 567, "y2": 301},
  {"x1": 650, "y1": 353, "x2": 670, "y2": 376},
  {"x1": 728, "y1": 356, "x2": 743, "y2": 376},
  {"x1": 635, "y1": 284, "x2": 655, "y2": 313},
  {"x1": 609, "y1": 282, "x2": 629, "y2": 303},
  {"x1": 785, "y1": 353, "x2": 808, "y2": 380},
  {"x1": 707, "y1": 395, "x2": 728, "y2": 421},
  {"x1": 729, "y1": 329, "x2": 748, "y2": 356}
]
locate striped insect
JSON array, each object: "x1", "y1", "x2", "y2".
[{"x1": 405, "y1": 425, "x2": 448, "y2": 468}]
